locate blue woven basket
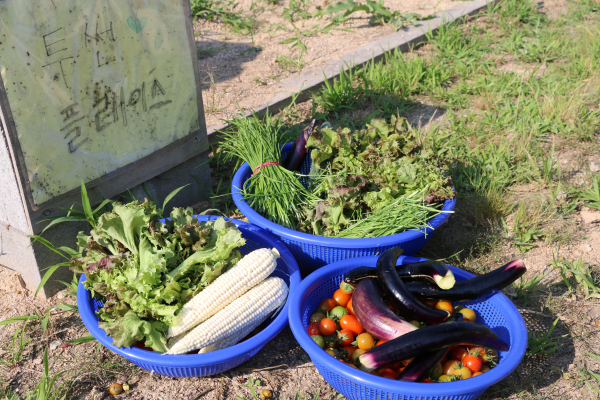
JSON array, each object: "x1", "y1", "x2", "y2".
[
  {"x1": 77, "y1": 215, "x2": 301, "y2": 377},
  {"x1": 288, "y1": 256, "x2": 528, "y2": 400},
  {"x1": 232, "y1": 143, "x2": 456, "y2": 276}
]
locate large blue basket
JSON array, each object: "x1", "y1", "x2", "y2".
[
  {"x1": 288, "y1": 256, "x2": 528, "y2": 400},
  {"x1": 77, "y1": 215, "x2": 301, "y2": 377},
  {"x1": 232, "y1": 143, "x2": 456, "y2": 276}
]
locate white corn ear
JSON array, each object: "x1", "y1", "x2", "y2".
[
  {"x1": 166, "y1": 277, "x2": 288, "y2": 355},
  {"x1": 168, "y1": 247, "x2": 280, "y2": 338},
  {"x1": 198, "y1": 311, "x2": 264, "y2": 354}
]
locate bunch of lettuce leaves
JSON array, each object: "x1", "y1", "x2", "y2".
[
  {"x1": 69, "y1": 200, "x2": 245, "y2": 352},
  {"x1": 298, "y1": 116, "x2": 454, "y2": 237}
]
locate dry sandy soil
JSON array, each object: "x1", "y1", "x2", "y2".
[{"x1": 194, "y1": 0, "x2": 479, "y2": 127}]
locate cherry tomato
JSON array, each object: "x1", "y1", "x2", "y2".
[
  {"x1": 340, "y1": 315, "x2": 364, "y2": 336},
  {"x1": 463, "y1": 354, "x2": 482, "y2": 373},
  {"x1": 356, "y1": 333, "x2": 374, "y2": 350},
  {"x1": 377, "y1": 368, "x2": 398, "y2": 379},
  {"x1": 337, "y1": 329, "x2": 354, "y2": 346},
  {"x1": 342, "y1": 345, "x2": 358, "y2": 360},
  {"x1": 310, "y1": 312, "x2": 326, "y2": 323},
  {"x1": 455, "y1": 366, "x2": 472, "y2": 379},
  {"x1": 311, "y1": 335, "x2": 325, "y2": 348},
  {"x1": 345, "y1": 363, "x2": 358, "y2": 369},
  {"x1": 469, "y1": 346, "x2": 497, "y2": 364},
  {"x1": 397, "y1": 366, "x2": 405, "y2": 374},
  {"x1": 472, "y1": 371, "x2": 483, "y2": 377},
  {"x1": 329, "y1": 306, "x2": 348, "y2": 322},
  {"x1": 318, "y1": 299, "x2": 337, "y2": 312},
  {"x1": 459, "y1": 308, "x2": 476, "y2": 322},
  {"x1": 325, "y1": 349, "x2": 338, "y2": 357},
  {"x1": 423, "y1": 299, "x2": 437, "y2": 308},
  {"x1": 443, "y1": 360, "x2": 462, "y2": 376},
  {"x1": 382, "y1": 361, "x2": 402, "y2": 370},
  {"x1": 480, "y1": 364, "x2": 491, "y2": 373},
  {"x1": 438, "y1": 375, "x2": 452, "y2": 382},
  {"x1": 449, "y1": 346, "x2": 468, "y2": 361},
  {"x1": 375, "y1": 340, "x2": 387, "y2": 347},
  {"x1": 420, "y1": 378, "x2": 434, "y2": 383},
  {"x1": 408, "y1": 320, "x2": 420, "y2": 328},
  {"x1": 347, "y1": 298, "x2": 355, "y2": 315},
  {"x1": 307, "y1": 322, "x2": 321, "y2": 336},
  {"x1": 340, "y1": 282, "x2": 355, "y2": 294},
  {"x1": 319, "y1": 318, "x2": 337, "y2": 336},
  {"x1": 351, "y1": 348, "x2": 366, "y2": 364},
  {"x1": 333, "y1": 289, "x2": 351, "y2": 307},
  {"x1": 435, "y1": 301, "x2": 453, "y2": 314}
]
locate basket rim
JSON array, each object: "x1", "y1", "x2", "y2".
[
  {"x1": 288, "y1": 255, "x2": 528, "y2": 396},
  {"x1": 77, "y1": 215, "x2": 301, "y2": 368},
  {"x1": 231, "y1": 143, "x2": 457, "y2": 248}
]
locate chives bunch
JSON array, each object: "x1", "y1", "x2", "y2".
[
  {"x1": 220, "y1": 112, "x2": 316, "y2": 229},
  {"x1": 335, "y1": 192, "x2": 451, "y2": 239}
]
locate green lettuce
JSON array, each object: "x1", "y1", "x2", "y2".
[{"x1": 71, "y1": 200, "x2": 245, "y2": 352}]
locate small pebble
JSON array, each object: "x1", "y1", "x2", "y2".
[
  {"x1": 50, "y1": 340, "x2": 62, "y2": 350},
  {"x1": 590, "y1": 161, "x2": 600, "y2": 172}
]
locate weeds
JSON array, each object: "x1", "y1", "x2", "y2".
[
  {"x1": 527, "y1": 317, "x2": 566, "y2": 356},
  {"x1": 551, "y1": 258, "x2": 600, "y2": 298},
  {"x1": 0, "y1": 322, "x2": 30, "y2": 369},
  {"x1": 512, "y1": 273, "x2": 547, "y2": 306},
  {"x1": 570, "y1": 174, "x2": 600, "y2": 210},
  {"x1": 191, "y1": 0, "x2": 257, "y2": 35}
]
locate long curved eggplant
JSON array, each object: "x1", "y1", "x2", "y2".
[
  {"x1": 283, "y1": 120, "x2": 315, "y2": 171},
  {"x1": 359, "y1": 321, "x2": 509, "y2": 371},
  {"x1": 344, "y1": 261, "x2": 455, "y2": 289},
  {"x1": 352, "y1": 278, "x2": 418, "y2": 341},
  {"x1": 396, "y1": 313, "x2": 463, "y2": 382},
  {"x1": 377, "y1": 248, "x2": 449, "y2": 325},
  {"x1": 405, "y1": 258, "x2": 526, "y2": 301}
]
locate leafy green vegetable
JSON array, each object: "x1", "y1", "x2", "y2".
[
  {"x1": 299, "y1": 116, "x2": 454, "y2": 237},
  {"x1": 70, "y1": 199, "x2": 245, "y2": 352}
]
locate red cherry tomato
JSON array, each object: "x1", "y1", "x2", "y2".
[
  {"x1": 423, "y1": 299, "x2": 437, "y2": 308},
  {"x1": 337, "y1": 329, "x2": 354, "y2": 346},
  {"x1": 333, "y1": 289, "x2": 351, "y2": 307},
  {"x1": 377, "y1": 368, "x2": 398, "y2": 379},
  {"x1": 463, "y1": 354, "x2": 482, "y2": 373},
  {"x1": 420, "y1": 378, "x2": 434, "y2": 383},
  {"x1": 340, "y1": 315, "x2": 364, "y2": 336},
  {"x1": 307, "y1": 322, "x2": 321, "y2": 336},
  {"x1": 449, "y1": 346, "x2": 468, "y2": 361},
  {"x1": 319, "y1": 318, "x2": 337, "y2": 336}
]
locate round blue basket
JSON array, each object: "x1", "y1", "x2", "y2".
[
  {"x1": 77, "y1": 215, "x2": 301, "y2": 377},
  {"x1": 288, "y1": 256, "x2": 528, "y2": 400},
  {"x1": 232, "y1": 143, "x2": 457, "y2": 276}
]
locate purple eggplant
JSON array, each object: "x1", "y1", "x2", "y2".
[
  {"x1": 344, "y1": 260, "x2": 455, "y2": 289},
  {"x1": 396, "y1": 313, "x2": 463, "y2": 382},
  {"x1": 283, "y1": 119, "x2": 316, "y2": 171},
  {"x1": 406, "y1": 258, "x2": 526, "y2": 301},
  {"x1": 352, "y1": 278, "x2": 418, "y2": 341},
  {"x1": 359, "y1": 321, "x2": 509, "y2": 371},
  {"x1": 377, "y1": 248, "x2": 449, "y2": 325}
]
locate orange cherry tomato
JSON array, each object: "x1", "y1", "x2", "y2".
[
  {"x1": 337, "y1": 329, "x2": 354, "y2": 346},
  {"x1": 472, "y1": 371, "x2": 483, "y2": 377},
  {"x1": 400, "y1": 358, "x2": 414, "y2": 367},
  {"x1": 318, "y1": 318, "x2": 337, "y2": 336},
  {"x1": 459, "y1": 308, "x2": 476, "y2": 322},
  {"x1": 342, "y1": 345, "x2": 358, "y2": 360},
  {"x1": 347, "y1": 298, "x2": 355, "y2": 315},
  {"x1": 375, "y1": 340, "x2": 387, "y2": 347},
  {"x1": 397, "y1": 366, "x2": 405, "y2": 374},
  {"x1": 333, "y1": 289, "x2": 351, "y2": 307},
  {"x1": 340, "y1": 315, "x2": 364, "y2": 336},
  {"x1": 435, "y1": 301, "x2": 453, "y2": 314},
  {"x1": 340, "y1": 282, "x2": 355, "y2": 294},
  {"x1": 377, "y1": 368, "x2": 398, "y2": 379},
  {"x1": 318, "y1": 299, "x2": 337, "y2": 312},
  {"x1": 356, "y1": 333, "x2": 375, "y2": 350},
  {"x1": 480, "y1": 364, "x2": 491, "y2": 373},
  {"x1": 420, "y1": 378, "x2": 434, "y2": 383}
]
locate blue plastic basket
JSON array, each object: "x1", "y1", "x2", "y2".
[
  {"x1": 288, "y1": 256, "x2": 528, "y2": 400},
  {"x1": 232, "y1": 143, "x2": 457, "y2": 276},
  {"x1": 77, "y1": 215, "x2": 301, "y2": 377}
]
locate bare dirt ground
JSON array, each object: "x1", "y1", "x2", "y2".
[
  {"x1": 3, "y1": 0, "x2": 600, "y2": 399},
  {"x1": 194, "y1": 0, "x2": 479, "y2": 127}
]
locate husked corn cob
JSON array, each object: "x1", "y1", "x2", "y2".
[
  {"x1": 198, "y1": 314, "x2": 260, "y2": 354},
  {"x1": 168, "y1": 248, "x2": 280, "y2": 338},
  {"x1": 166, "y1": 277, "x2": 288, "y2": 355}
]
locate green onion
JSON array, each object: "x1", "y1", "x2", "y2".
[
  {"x1": 334, "y1": 192, "x2": 451, "y2": 239},
  {"x1": 220, "y1": 112, "x2": 316, "y2": 229}
]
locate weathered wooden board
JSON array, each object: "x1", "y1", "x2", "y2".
[{"x1": 0, "y1": 0, "x2": 207, "y2": 216}]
